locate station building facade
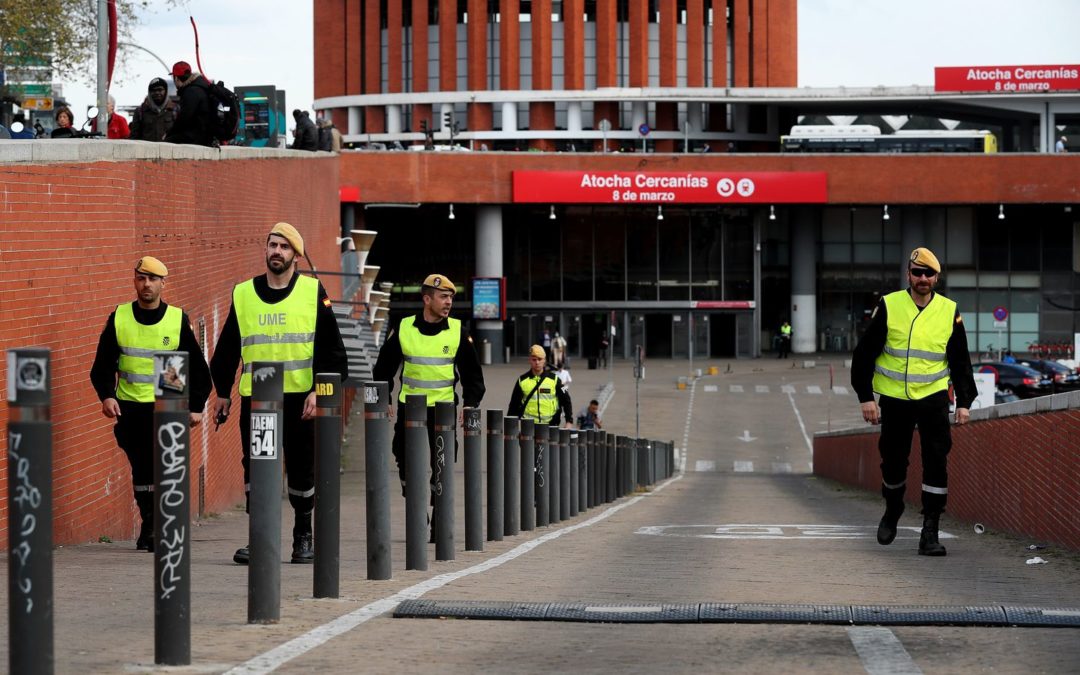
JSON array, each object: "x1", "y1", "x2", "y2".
[{"x1": 314, "y1": 1, "x2": 1080, "y2": 361}]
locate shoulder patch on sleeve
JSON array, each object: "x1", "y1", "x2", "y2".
[
  {"x1": 955, "y1": 314, "x2": 963, "y2": 324},
  {"x1": 322, "y1": 297, "x2": 332, "y2": 308}
]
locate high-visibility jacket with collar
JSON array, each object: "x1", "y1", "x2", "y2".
[
  {"x1": 115, "y1": 303, "x2": 183, "y2": 402},
  {"x1": 234, "y1": 274, "x2": 318, "y2": 396},
  {"x1": 398, "y1": 315, "x2": 461, "y2": 405},
  {"x1": 517, "y1": 371, "x2": 560, "y2": 422},
  {"x1": 872, "y1": 290, "x2": 955, "y2": 400},
  {"x1": 780, "y1": 324, "x2": 792, "y2": 336}
]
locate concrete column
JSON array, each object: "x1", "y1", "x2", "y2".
[
  {"x1": 476, "y1": 206, "x2": 504, "y2": 358},
  {"x1": 631, "y1": 102, "x2": 647, "y2": 132},
  {"x1": 790, "y1": 207, "x2": 817, "y2": 354},
  {"x1": 501, "y1": 102, "x2": 518, "y2": 131},
  {"x1": 386, "y1": 105, "x2": 402, "y2": 134},
  {"x1": 686, "y1": 103, "x2": 703, "y2": 134},
  {"x1": 898, "y1": 206, "x2": 926, "y2": 287},
  {"x1": 567, "y1": 102, "x2": 583, "y2": 133},
  {"x1": 348, "y1": 107, "x2": 362, "y2": 136}
]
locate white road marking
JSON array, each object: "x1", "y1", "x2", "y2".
[
  {"x1": 755, "y1": 385, "x2": 769, "y2": 393},
  {"x1": 226, "y1": 475, "x2": 685, "y2": 674},
  {"x1": 736, "y1": 430, "x2": 757, "y2": 442},
  {"x1": 734, "y1": 461, "x2": 755, "y2": 472},
  {"x1": 781, "y1": 384, "x2": 796, "y2": 394},
  {"x1": 729, "y1": 384, "x2": 744, "y2": 393},
  {"x1": 807, "y1": 385, "x2": 822, "y2": 395},
  {"x1": 704, "y1": 385, "x2": 718, "y2": 393},
  {"x1": 832, "y1": 385, "x2": 849, "y2": 395},
  {"x1": 787, "y1": 392, "x2": 814, "y2": 471},
  {"x1": 695, "y1": 460, "x2": 717, "y2": 472},
  {"x1": 771, "y1": 462, "x2": 792, "y2": 473},
  {"x1": 847, "y1": 626, "x2": 922, "y2": 675},
  {"x1": 636, "y1": 525, "x2": 954, "y2": 540}
]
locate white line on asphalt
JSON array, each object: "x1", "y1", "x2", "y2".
[
  {"x1": 755, "y1": 385, "x2": 769, "y2": 393},
  {"x1": 846, "y1": 626, "x2": 922, "y2": 675},
  {"x1": 832, "y1": 385, "x2": 849, "y2": 395},
  {"x1": 704, "y1": 385, "x2": 718, "y2": 393},
  {"x1": 787, "y1": 392, "x2": 814, "y2": 471},
  {"x1": 597, "y1": 384, "x2": 615, "y2": 418},
  {"x1": 807, "y1": 385, "x2": 822, "y2": 394},
  {"x1": 781, "y1": 384, "x2": 796, "y2": 394},
  {"x1": 729, "y1": 384, "x2": 744, "y2": 393},
  {"x1": 678, "y1": 378, "x2": 696, "y2": 473},
  {"x1": 771, "y1": 462, "x2": 792, "y2": 473},
  {"x1": 734, "y1": 461, "x2": 754, "y2": 472},
  {"x1": 225, "y1": 475, "x2": 686, "y2": 675},
  {"x1": 695, "y1": 460, "x2": 717, "y2": 472}
]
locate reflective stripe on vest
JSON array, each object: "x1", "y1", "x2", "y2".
[
  {"x1": 235, "y1": 275, "x2": 318, "y2": 396},
  {"x1": 115, "y1": 303, "x2": 183, "y2": 402},
  {"x1": 872, "y1": 290, "x2": 956, "y2": 400},
  {"x1": 518, "y1": 373, "x2": 559, "y2": 423},
  {"x1": 398, "y1": 315, "x2": 461, "y2": 405}
]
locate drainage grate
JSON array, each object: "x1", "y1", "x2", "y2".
[
  {"x1": 700, "y1": 603, "x2": 851, "y2": 624},
  {"x1": 546, "y1": 602, "x2": 699, "y2": 623},
  {"x1": 394, "y1": 599, "x2": 549, "y2": 621},
  {"x1": 851, "y1": 605, "x2": 1008, "y2": 626},
  {"x1": 1003, "y1": 606, "x2": 1080, "y2": 627}
]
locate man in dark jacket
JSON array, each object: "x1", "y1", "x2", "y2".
[
  {"x1": 130, "y1": 77, "x2": 178, "y2": 142},
  {"x1": 291, "y1": 109, "x2": 318, "y2": 151},
  {"x1": 166, "y1": 61, "x2": 215, "y2": 147}
]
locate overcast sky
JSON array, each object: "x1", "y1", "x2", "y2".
[{"x1": 61, "y1": 0, "x2": 1080, "y2": 124}]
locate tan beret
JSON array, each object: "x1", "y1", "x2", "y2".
[
  {"x1": 269, "y1": 222, "x2": 304, "y2": 257},
  {"x1": 422, "y1": 273, "x2": 455, "y2": 294},
  {"x1": 909, "y1": 247, "x2": 941, "y2": 274},
  {"x1": 134, "y1": 256, "x2": 168, "y2": 277},
  {"x1": 529, "y1": 345, "x2": 546, "y2": 359}
]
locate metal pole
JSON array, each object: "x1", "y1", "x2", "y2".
[
  {"x1": 434, "y1": 401, "x2": 455, "y2": 561},
  {"x1": 153, "y1": 351, "x2": 191, "y2": 665},
  {"x1": 7, "y1": 348, "x2": 54, "y2": 675},
  {"x1": 584, "y1": 429, "x2": 594, "y2": 510},
  {"x1": 609, "y1": 435, "x2": 619, "y2": 500},
  {"x1": 463, "y1": 408, "x2": 483, "y2": 551},
  {"x1": 364, "y1": 382, "x2": 392, "y2": 580},
  {"x1": 314, "y1": 373, "x2": 342, "y2": 598},
  {"x1": 549, "y1": 426, "x2": 561, "y2": 523},
  {"x1": 503, "y1": 417, "x2": 521, "y2": 536},
  {"x1": 248, "y1": 362, "x2": 283, "y2": 624},
  {"x1": 616, "y1": 436, "x2": 624, "y2": 497},
  {"x1": 535, "y1": 423, "x2": 549, "y2": 527},
  {"x1": 560, "y1": 429, "x2": 571, "y2": 519},
  {"x1": 96, "y1": 0, "x2": 109, "y2": 132},
  {"x1": 569, "y1": 430, "x2": 579, "y2": 517},
  {"x1": 519, "y1": 419, "x2": 535, "y2": 531},
  {"x1": 600, "y1": 431, "x2": 609, "y2": 502},
  {"x1": 486, "y1": 410, "x2": 504, "y2": 541},
  {"x1": 589, "y1": 430, "x2": 599, "y2": 508},
  {"x1": 405, "y1": 394, "x2": 428, "y2": 570}
]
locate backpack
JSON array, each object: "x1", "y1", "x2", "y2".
[
  {"x1": 206, "y1": 80, "x2": 240, "y2": 143},
  {"x1": 317, "y1": 125, "x2": 333, "y2": 151}
]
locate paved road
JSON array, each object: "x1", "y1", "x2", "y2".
[{"x1": 2, "y1": 357, "x2": 1078, "y2": 673}]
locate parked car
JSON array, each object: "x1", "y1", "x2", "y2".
[
  {"x1": 973, "y1": 362, "x2": 1052, "y2": 399},
  {"x1": 1015, "y1": 359, "x2": 1080, "y2": 392}
]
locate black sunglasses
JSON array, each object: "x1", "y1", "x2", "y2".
[{"x1": 909, "y1": 267, "x2": 937, "y2": 278}]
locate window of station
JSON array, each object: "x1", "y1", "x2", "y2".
[
  {"x1": 658, "y1": 207, "x2": 691, "y2": 301},
  {"x1": 562, "y1": 207, "x2": 593, "y2": 301}
]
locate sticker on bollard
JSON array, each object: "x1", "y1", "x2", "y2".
[
  {"x1": 314, "y1": 373, "x2": 342, "y2": 598},
  {"x1": 250, "y1": 413, "x2": 278, "y2": 459}
]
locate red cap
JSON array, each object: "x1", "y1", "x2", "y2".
[{"x1": 171, "y1": 61, "x2": 192, "y2": 78}]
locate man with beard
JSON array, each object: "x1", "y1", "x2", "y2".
[
  {"x1": 130, "y1": 78, "x2": 178, "y2": 141},
  {"x1": 90, "y1": 257, "x2": 210, "y2": 552},
  {"x1": 851, "y1": 247, "x2": 975, "y2": 557},
  {"x1": 210, "y1": 223, "x2": 348, "y2": 564}
]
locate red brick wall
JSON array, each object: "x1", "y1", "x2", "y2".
[
  {"x1": 813, "y1": 412, "x2": 1080, "y2": 550},
  {"x1": 0, "y1": 152, "x2": 340, "y2": 547}
]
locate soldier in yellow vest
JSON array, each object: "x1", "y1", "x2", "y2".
[
  {"x1": 90, "y1": 256, "x2": 210, "y2": 552},
  {"x1": 210, "y1": 223, "x2": 348, "y2": 565},
  {"x1": 851, "y1": 248, "x2": 975, "y2": 557},
  {"x1": 508, "y1": 345, "x2": 573, "y2": 427},
  {"x1": 373, "y1": 274, "x2": 486, "y2": 515}
]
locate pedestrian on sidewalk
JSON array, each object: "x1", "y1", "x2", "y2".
[
  {"x1": 90, "y1": 257, "x2": 210, "y2": 552},
  {"x1": 551, "y1": 330, "x2": 567, "y2": 368},
  {"x1": 210, "y1": 223, "x2": 348, "y2": 565},
  {"x1": 372, "y1": 273, "x2": 486, "y2": 524},
  {"x1": 850, "y1": 247, "x2": 975, "y2": 557},
  {"x1": 508, "y1": 345, "x2": 573, "y2": 428},
  {"x1": 577, "y1": 399, "x2": 603, "y2": 430},
  {"x1": 778, "y1": 319, "x2": 792, "y2": 358}
]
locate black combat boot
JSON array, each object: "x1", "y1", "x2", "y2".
[
  {"x1": 918, "y1": 513, "x2": 947, "y2": 556},
  {"x1": 291, "y1": 511, "x2": 314, "y2": 564},
  {"x1": 135, "y1": 492, "x2": 154, "y2": 552},
  {"x1": 876, "y1": 501, "x2": 905, "y2": 546}
]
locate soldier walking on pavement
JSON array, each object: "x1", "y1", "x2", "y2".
[
  {"x1": 210, "y1": 223, "x2": 348, "y2": 564},
  {"x1": 851, "y1": 247, "x2": 975, "y2": 557},
  {"x1": 90, "y1": 257, "x2": 210, "y2": 552},
  {"x1": 508, "y1": 345, "x2": 574, "y2": 428},
  {"x1": 372, "y1": 274, "x2": 486, "y2": 536}
]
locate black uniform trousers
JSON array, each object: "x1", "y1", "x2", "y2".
[
  {"x1": 113, "y1": 400, "x2": 156, "y2": 493},
  {"x1": 878, "y1": 391, "x2": 951, "y2": 515},
  {"x1": 239, "y1": 394, "x2": 315, "y2": 516},
  {"x1": 391, "y1": 405, "x2": 457, "y2": 502}
]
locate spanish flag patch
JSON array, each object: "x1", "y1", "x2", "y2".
[{"x1": 322, "y1": 297, "x2": 332, "y2": 308}]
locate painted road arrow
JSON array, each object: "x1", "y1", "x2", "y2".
[{"x1": 737, "y1": 430, "x2": 757, "y2": 442}]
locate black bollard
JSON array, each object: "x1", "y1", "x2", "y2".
[
  {"x1": 463, "y1": 408, "x2": 483, "y2": 552},
  {"x1": 486, "y1": 410, "x2": 504, "y2": 542},
  {"x1": 608, "y1": 434, "x2": 618, "y2": 501},
  {"x1": 249, "y1": 361, "x2": 283, "y2": 624},
  {"x1": 535, "y1": 423, "x2": 549, "y2": 527},
  {"x1": 587, "y1": 429, "x2": 597, "y2": 508},
  {"x1": 364, "y1": 382, "x2": 392, "y2": 580},
  {"x1": 569, "y1": 430, "x2": 579, "y2": 517},
  {"x1": 503, "y1": 417, "x2": 521, "y2": 536},
  {"x1": 314, "y1": 373, "x2": 342, "y2": 598},
  {"x1": 519, "y1": 419, "x2": 535, "y2": 531},
  {"x1": 598, "y1": 430, "x2": 608, "y2": 503},
  {"x1": 580, "y1": 430, "x2": 591, "y2": 512},
  {"x1": 559, "y1": 429, "x2": 571, "y2": 519},
  {"x1": 153, "y1": 352, "x2": 191, "y2": 664},
  {"x1": 550, "y1": 427, "x2": 561, "y2": 523},
  {"x1": 6, "y1": 348, "x2": 54, "y2": 674},
  {"x1": 615, "y1": 435, "x2": 624, "y2": 497},
  {"x1": 434, "y1": 401, "x2": 456, "y2": 561},
  {"x1": 405, "y1": 394, "x2": 428, "y2": 571}
]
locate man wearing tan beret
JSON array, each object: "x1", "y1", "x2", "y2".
[
  {"x1": 90, "y1": 256, "x2": 211, "y2": 552},
  {"x1": 851, "y1": 247, "x2": 975, "y2": 557},
  {"x1": 210, "y1": 222, "x2": 348, "y2": 565},
  {"x1": 508, "y1": 345, "x2": 573, "y2": 427}
]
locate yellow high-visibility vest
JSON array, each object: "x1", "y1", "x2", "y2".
[
  {"x1": 398, "y1": 315, "x2": 460, "y2": 405},
  {"x1": 872, "y1": 290, "x2": 955, "y2": 400},
  {"x1": 518, "y1": 373, "x2": 560, "y2": 422},
  {"x1": 234, "y1": 275, "x2": 318, "y2": 396},
  {"x1": 115, "y1": 303, "x2": 182, "y2": 402}
]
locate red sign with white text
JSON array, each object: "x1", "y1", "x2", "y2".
[
  {"x1": 512, "y1": 171, "x2": 828, "y2": 204},
  {"x1": 935, "y1": 65, "x2": 1080, "y2": 93}
]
